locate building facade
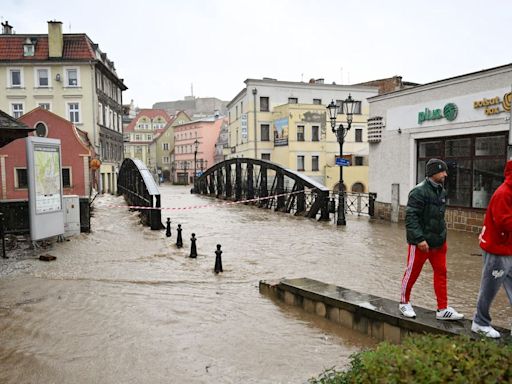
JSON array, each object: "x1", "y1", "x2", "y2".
[
  {"x1": 173, "y1": 116, "x2": 225, "y2": 184},
  {"x1": 368, "y1": 63, "x2": 512, "y2": 232},
  {"x1": 0, "y1": 20, "x2": 127, "y2": 194},
  {"x1": 148, "y1": 110, "x2": 190, "y2": 181},
  {"x1": 226, "y1": 78, "x2": 378, "y2": 191},
  {"x1": 123, "y1": 109, "x2": 172, "y2": 166}
]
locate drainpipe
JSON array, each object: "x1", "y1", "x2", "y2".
[{"x1": 252, "y1": 88, "x2": 257, "y2": 159}]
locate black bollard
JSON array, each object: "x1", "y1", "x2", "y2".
[
  {"x1": 214, "y1": 244, "x2": 223, "y2": 273},
  {"x1": 176, "y1": 224, "x2": 183, "y2": 248},
  {"x1": 190, "y1": 233, "x2": 197, "y2": 258},
  {"x1": 166, "y1": 218, "x2": 172, "y2": 237}
]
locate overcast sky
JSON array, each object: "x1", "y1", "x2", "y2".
[{"x1": 3, "y1": 0, "x2": 512, "y2": 108}]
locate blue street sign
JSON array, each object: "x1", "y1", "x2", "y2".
[{"x1": 336, "y1": 158, "x2": 350, "y2": 166}]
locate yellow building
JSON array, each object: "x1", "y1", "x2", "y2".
[{"x1": 226, "y1": 78, "x2": 378, "y2": 192}]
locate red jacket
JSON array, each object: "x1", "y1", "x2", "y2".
[{"x1": 479, "y1": 160, "x2": 512, "y2": 255}]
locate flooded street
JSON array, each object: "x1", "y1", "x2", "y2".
[{"x1": 0, "y1": 185, "x2": 510, "y2": 383}]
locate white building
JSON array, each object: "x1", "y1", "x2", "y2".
[{"x1": 368, "y1": 64, "x2": 512, "y2": 232}]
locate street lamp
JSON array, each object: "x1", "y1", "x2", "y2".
[
  {"x1": 327, "y1": 94, "x2": 357, "y2": 226},
  {"x1": 193, "y1": 138, "x2": 199, "y2": 192}
]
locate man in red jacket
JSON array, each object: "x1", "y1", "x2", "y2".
[{"x1": 472, "y1": 160, "x2": 512, "y2": 338}]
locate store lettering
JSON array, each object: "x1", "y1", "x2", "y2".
[
  {"x1": 418, "y1": 108, "x2": 443, "y2": 124},
  {"x1": 473, "y1": 93, "x2": 511, "y2": 116}
]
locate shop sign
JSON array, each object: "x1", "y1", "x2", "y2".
[
  {"x1": 473, "y1": 92, "x2": 511, "y2": 116},
  {"x1": 418, "y1": 103, "x2": 458, "y2": 124}
]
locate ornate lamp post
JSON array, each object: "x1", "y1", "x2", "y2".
[
  {"x1": 327, "y1": 94, "x2": 357, "y2": 226},
  {"x1": 193, "y1": 138, "x2": 199, "y2": 192}
]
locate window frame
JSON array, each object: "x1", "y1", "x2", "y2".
[
  {"x1": 35, "y1": 67, "x2": 51, "y2": 88},
  {"x1": 297, "y1": 125, "x2": 305, "y2": 141},
  {"x1": 312, "y1": 155, "x2": 319, "y2": 171},
  {"x1": 8, "y1": 68, "x2": 23, "y2": 88},
  {"x1": 355, "y1": 128, "x2": 363, "y2": 143},
  {"x1": 312, "y1": 125, "x2": 319, "y2": 142},
  {"x1": 297, "y1": 155, "x2": 305, "y2": 171},
  {"x1": 260, "y1": 123, "x2": 270, "y2": 141},
  {"x1": 65, "y1": 67, "x2": 80, "y2": 87},
  {"x1": 260, "y1": 97, "x2": 269, "y2": 112},
  {"x1": 67, "y1": 102, "x2": 81, "y2": 123},
  {"x1": 62, "y1": 167, "x2": 72, "y2": 188},
  {"x1": 11, "y1": 102, "x2": 24, "y2": 118},
  {"x1": 14, "y1": 168, "x2": 28, "y2": 189}
]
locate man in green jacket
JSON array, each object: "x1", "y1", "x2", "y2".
[{"x1": 399, "y1": 158, "x2": 464, "y2": 320}]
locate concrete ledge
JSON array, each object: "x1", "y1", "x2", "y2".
[{"x1": 259, "y1": 277, "x2": 511, "y2": 343}]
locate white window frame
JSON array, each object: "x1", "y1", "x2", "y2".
[
  {"x1": 297, "y1": 155, "x2": 305, "y2": 171},
  {"x1": 34, "y1": 67, "x2": 51, "y2": 88},
  {"x1": 162, "y1": 143, "x2": 169, "y2": 151},
  {"x1": 38, "y1": 102, "x2": 52, "y2": 111},
  {"x1": 11, "y1": 102, "x2": 24, "y2": 118},
  {"x1": 64, "y1": 67, "x2": 80, "y2": 87},
  {"x1": 162, "y1": 156, "x2": 170, "y2": 164},
  {"x1": 311, "y1": 154, "x2": 320, "y2": 171},
  {"x1": 7, "y1": 68, "x2": 23, "y2": 88},
  {"x1": 67, "y1": 101, "x2": 81, "y2": 123}
]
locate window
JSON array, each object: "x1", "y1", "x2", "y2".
[
  {"x1": 312, "y1": 156, "x2": 319, "y2": 171},
  {"x1": 12, "y1": 103, "x2": 24, "y2": 118},
  {"x1": 35, "y1": 122, "x2": 47, "y2": 137},
  {"x1": 23, "y1": 43, "x2": 34, "y2": 57},
  {"x1": 313, "y1": 98, "x2": 322, "y2": 105},
  {"x1": 297, "y1": 125, "x2": 305, "y2": 141},
  {"x1": 38, "y1": 103, "x2": 50, "y2": 110},
  {"x1": 15, "y1": 168, "x2": 28, "y2": 189},
  {"x1": 36, "y1": 68, "x2": 49, "y2": 87},
  {"x1": 241, "y1": 101, "x2": 243, "y2": 114},
  {"x1": 260, "y1": 97, "x2": 269, "y2": 112},
  {"x1": 163, "y1": 143, "x2": 169, "y2": 151},
  {"x1": 261, "y1": 153, "x2": 271, "y2": 160},
  {"x1": 288, "y1": 97, "x2": 298, "y2": 104},
  {"x1": 163, "y1": 156, "x2": 170, "y2": 164},
  {"x1": 68, "y1": 103, "x2": 80, "y2": 123},
  {"x1": 355, "y1": 128, "x2": 363, "y2": 142},
  {"x1": 9, "y1": 69, "x2": 22, "y2": 87},
  {"x1": 62, "y1": 168, "x2": 71, "y2": 188},
  {"x1": 147, "y1": 134, "x2": 152, "y2": 140},
  {"x1": 416, "y1": 134, "x2": 507, "y2": 209},
  {"x1": 66, "y1": 68, "x2": 78, "y2": 86},
  {"x1": 355, "y1": 156, "x2": 364, "y2": 166},
  {"x1": 135, "y1": 134, "x2": 141, "y2": 140},
  {"x1": 261, "y1": 124, "x2": 270, "y2": 141},
  {"x1": 353, "y1": 101, "x2": 362, "y2": 114},
  {"x1": 312, "y1": 125, "x2": 319, "y2": 141},
  {"x1": 297, "y1": 155, "x2": 305, "y2": 171}
]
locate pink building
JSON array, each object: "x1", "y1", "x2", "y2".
[
  {"x1": 0, "y1": 107, "x2": 94, "y2": 200},
  {"x1": 173, "y1": 116, "x2": 226, "y2": 184}
]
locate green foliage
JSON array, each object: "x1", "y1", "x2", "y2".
[{"x1": 309, "y1": 335, "x2": 512, "y2": 384}]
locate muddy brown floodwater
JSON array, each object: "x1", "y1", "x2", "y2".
[{"x1": 0, "y1": 185, "x2": 510, "y2": 383}]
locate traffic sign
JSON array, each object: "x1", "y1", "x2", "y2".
[{"x1": 335, "y1": 158, "x2": 350, "y2": 166}]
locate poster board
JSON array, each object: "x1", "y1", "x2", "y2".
[{"x1": 26, "y1": 137, "x2": 64, "y2": 241}]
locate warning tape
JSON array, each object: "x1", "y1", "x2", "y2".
[{"x1": 102, "y1": 189, "x2": 314, "y2": 211}]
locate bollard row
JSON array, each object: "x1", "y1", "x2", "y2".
[{"x1": 166, "y1": 218, "x2": 223, "y2": 273}]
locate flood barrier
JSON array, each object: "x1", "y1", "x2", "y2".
[{"x1": 259, "y1": 277, "x2": 511, "y2": 343}]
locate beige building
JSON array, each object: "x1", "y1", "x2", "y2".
[
  {"x1": 0, "y1": 20, "x2": 127, "y2": 194},
  {"x1": 123, "y1": 109, "x2": 172, "y2": 166},
  {"x1": 226, "y1": 78, "x2": 378, "y2": 192},
  {"x1": 148, "y1": 111, "x2": 190, "y2": 181}
]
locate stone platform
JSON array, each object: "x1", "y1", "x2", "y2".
[{"x1": 259, "y1": 277, "x2": 510, "y2": 344}]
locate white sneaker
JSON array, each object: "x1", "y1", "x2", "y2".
[
  {"x1": 471, "y1": 321, "x2": 501, "y2": 338},
  {"x1": 436, "y1": 306, "x2": 464, "y2": 320},
  {"x1": 399, "y1": 302, "x2": 416, "y2": 318}
]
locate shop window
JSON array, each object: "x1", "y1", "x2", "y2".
[{"x1": 417, "y1": 134, "x2": 506, "y2": 209}]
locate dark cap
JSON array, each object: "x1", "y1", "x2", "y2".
[{"x1": 426, "y1": 158, "x2": 448, "y2": 177}]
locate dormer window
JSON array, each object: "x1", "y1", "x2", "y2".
[{"x1": 23, "y1": 38, "x2": 35, "y2": 57}]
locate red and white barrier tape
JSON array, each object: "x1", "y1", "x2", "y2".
[{"x1": 102, "y1": 189, "x2": 312, "y2": 211}]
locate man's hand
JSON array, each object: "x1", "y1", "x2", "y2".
[{"x1": 417, "y1": 240, "x2": 429, "y2": 252}]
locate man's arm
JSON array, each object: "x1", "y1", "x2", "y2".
[{"x1": 405, "y1": 190, "x2": 426, "y2": 246}]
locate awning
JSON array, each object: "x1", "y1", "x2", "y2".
[{"x1": 0, "y1": 110, "x2": 35, "y2": 147}]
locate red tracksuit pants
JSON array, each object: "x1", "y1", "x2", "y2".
[{"x1": 400, "y1": 242, "x2": 448, "y2": 310}]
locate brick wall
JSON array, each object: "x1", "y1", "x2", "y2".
[{"x1": 375, "y1": 202, "x2": 484, "y2": 234}]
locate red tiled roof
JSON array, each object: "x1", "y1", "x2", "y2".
[
  {"x1": 0, "y1": 34, "x2": 95, "y2": 61},
  {"x1": 124, "y1": 109, "x2": 174, "y2": 132}
]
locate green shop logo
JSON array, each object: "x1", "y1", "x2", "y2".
[{"x1": 418, "y1": 103, "x2": 458, "y2": 124}]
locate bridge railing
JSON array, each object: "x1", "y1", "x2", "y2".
[
  {"x1": 117, "y1": 158, "x2": 164, "y2": 230},
  {"x1": 329, "y1": 191, "x2": 377, "y2": 217},
  {"x1": 193, "y1": 158, "x2": 331, "y2": 221}
]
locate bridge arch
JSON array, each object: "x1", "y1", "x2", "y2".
[{"x1": 193, "y1": 158, "x2": 330, "y2": 220}]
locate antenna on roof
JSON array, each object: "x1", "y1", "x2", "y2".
[{"x1": 191, "y1": 83, "x2": 194, "y2": 97}]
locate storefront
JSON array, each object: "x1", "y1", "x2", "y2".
[{"x1": 368, "y1": 64, "x2": 512, "y2": 232}]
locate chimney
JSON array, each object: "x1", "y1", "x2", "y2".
[
  {"x1": 48, "y1": 21, "x2": 63, "y2": 58},
  {"x1": 1, "y1": 21, "x2": 13, "y2": 34}
]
